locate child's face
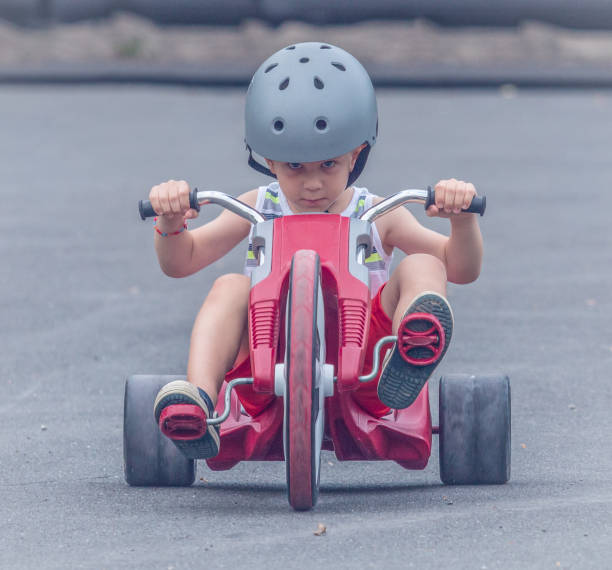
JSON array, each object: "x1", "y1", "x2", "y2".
[{"x1": 265, "y1": 144, "x2": 366, "y2": 213}]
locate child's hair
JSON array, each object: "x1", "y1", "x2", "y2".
[{"x1": 244, "y1": 42, "x2": 378, "y2": 186}]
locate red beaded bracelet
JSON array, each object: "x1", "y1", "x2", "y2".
[{"x1": 153, "y1": 217, "x2": 187, "y2": 237}]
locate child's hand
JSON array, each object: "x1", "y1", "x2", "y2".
[
  {"x1": 149, "y1": 180, "x2": 199, "y2": 221},
  {"x1": 426, "y1": 179, "x2": 477, "y2": 219}
]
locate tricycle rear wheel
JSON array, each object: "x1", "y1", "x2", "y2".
[
  {"x1": 124, "y1": 374, "x2": 196, "y2": 486},
  {"x1": 439, "y1": 373, "x2": 511, "y2": 485}
]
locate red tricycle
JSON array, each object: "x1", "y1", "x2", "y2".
[{"x1": 124, "y1": 188, "x2": 510, "y2": 510}]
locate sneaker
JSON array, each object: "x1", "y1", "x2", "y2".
[
  {"x1": 153, "y1": 380, "x2": 220, "y2": 459},
  {"x1": 377, "y1": 292, "x2": 453, "y2": 409}
]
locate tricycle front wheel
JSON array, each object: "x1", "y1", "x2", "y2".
[{"x1": 284, "y1": 250, "x2": 324, "y2": 511}]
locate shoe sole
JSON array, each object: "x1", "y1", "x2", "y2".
[
  {"x1": 153, "y1": 380, "x2": 220, "y2": 459},
  {"x1": 377, "y1": 292, "x2": 453, "y2": 409}
]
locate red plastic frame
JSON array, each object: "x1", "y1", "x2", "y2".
[{"x1": 206, "y1": 214, "x2": 432, "y2": 472}]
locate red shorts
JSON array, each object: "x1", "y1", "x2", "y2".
[{"x1": 227, "y1": 285, "x2": 392, "y2": 418}]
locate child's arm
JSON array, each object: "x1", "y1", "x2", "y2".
[
  {"x1": 376, "y1": 179, "x2": 483, "y2": 284},
  {"x1": 149, "y1": 180, "x2": 258, "y2": 278}
]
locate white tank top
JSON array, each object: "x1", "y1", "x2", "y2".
[{"x1": 244, "y1": 182, "x2": 392, "y2": 296}]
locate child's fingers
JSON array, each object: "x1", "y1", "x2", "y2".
[
  {"x1": 452, "y1": 180, "x2": 467, "y2": 213},
  {"x1": 426, "y1": 204, "x2": 439, "y2": 217},
  {"x1": 168, "y1": 180, "x2": 190, "y2": 216},
  {"x1": 434, "y1": 178, "x2": 480, "y2": 216},
  {"x1": 149, "y1": 184, "x2": 161, "y2": 215},
  {"x1": 454, "y1": 181, "x2": 477, "y2": 213},
  {"x1": 434, "y1": 179, "x2": 449, "y2": 210},
  {"x1": 152, "y1": 184, "x2": 174, "y2": 216},
  {"x1": 463, "y1": 182, "x2": 477, "y2": 209},
  {"x1": 150, "y1": 180, "x2": 193, "y2": 218},
  {"x1": 177, "y1": 180, "x2": 192, "y2": 214},
  {"x1": 158, "y1": 181, "x2": 174, "y2": 215},
  {"x1": 168, "y1": 185, "x2": 183, "y2": 215},
  {"x1": 442, "y1": 178, "x2": 458, "y2": 214}
]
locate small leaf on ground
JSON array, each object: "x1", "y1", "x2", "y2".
[{"x1": 314, "y1": 523, "x2": 327, "y2": 536}]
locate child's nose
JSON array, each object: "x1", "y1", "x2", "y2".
[{"x1": 303, "y1": 173, "x2": 323, "y2": 191}]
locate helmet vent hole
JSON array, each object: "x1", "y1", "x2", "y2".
[
  {"x1": 273, "y1": 119, "x2": 284, "y2": 132},
  {"x1": 314, "y1": 76, "x2": 324, "y2": 89},
  {"x1": 315, "y1": 118, "x2": 328, "y2": 131},
  {"x1": 286, "y1": 46, "x2": 296, "y2": 50},
  {"x1": 331, "y1": 62, "x2": 346, "y2": 71},
  {"x1": 299, "y1": 57, "x2": 310, "y2": 63},
  {"x1": 320, "y1": 45, "x2": 332, "y2": 49},
  {"x1": 279, "y1": 77, "x2": 290, "y2": 90},
  {"x1": 265, "y1": 63, "x2": 278, "y2": 73}
]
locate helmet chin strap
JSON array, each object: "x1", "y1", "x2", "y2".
[
  {"x1": 346, "y1": 144, "x2": 370, "y2": 187},
  {"x1": 247, "y1": 146, "x2": 276, "y2": 178}
]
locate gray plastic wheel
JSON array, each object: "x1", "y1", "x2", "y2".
[
  {"x1": 439, "y1": 374, "x2": 511, "y2": 485},
  {"x1": 123, "y1": 375, "x2": 196, "y2": 486}
]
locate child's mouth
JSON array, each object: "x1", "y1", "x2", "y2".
[{"x1": 303, "y1": 199, "x2": 325, "y2": 207}]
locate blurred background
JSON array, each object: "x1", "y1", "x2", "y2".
[{"x1": 1, "y1": 0, "x2": 612, "y2": 86}]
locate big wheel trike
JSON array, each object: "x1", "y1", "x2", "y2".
[{"x1": 124, "y1": 188, "x2": 510, "y2": 510}]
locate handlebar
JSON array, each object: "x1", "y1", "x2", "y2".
[
  {"x1": 139, "y1": 186, "x2": 485, "y2": 225},
  {"x1": 359, "y1": 186, "x2": 485, "y2": 222},
  {"x1": 139, "y1": 188, "x2": 265, "y2": 225}
]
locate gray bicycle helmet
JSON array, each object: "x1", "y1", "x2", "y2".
[{"x1": 245, "y1": 42, "x2": 378, "y2": 186}]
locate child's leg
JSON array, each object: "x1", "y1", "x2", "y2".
[
  {"x1": 187, "y1": 273, "x2": 250, "y2": 405},
  {"x1": 377, "y1": 254, "x2": 453, "y2": 409},
  {"x1": 380, "y1": 254, "x2": 447, "y2": 328},
  {"x1": 153, "y1": 273, "x2": 250, "y2": 458}
]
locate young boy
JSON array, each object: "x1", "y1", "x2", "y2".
[{"x1": 148, "y1": 43, "x2": 483, "y2": 460}]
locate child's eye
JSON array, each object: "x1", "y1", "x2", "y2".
[
  {"x1": 322, "y1": 160, "x2": 336, "y2": 168},
  {"x1": 288, "y1": 162, "x2": 302, "y2": 170}
]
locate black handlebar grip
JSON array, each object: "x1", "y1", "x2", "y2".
[
  {"x1": 189, "y1": 188, "x2": 201, "y2": 213},
  {"x1": 138, "y1": 200, "x2": 156, "y2": 220},
  {"x1": 425, "y1": 186, "x2": 486, "y2": 216},
  {"x1": 138, "y1": 187, "x2": 201, "y2": 220},
  {"x1": 464, "y1": 195, "x2": 486, "y2": 216}
]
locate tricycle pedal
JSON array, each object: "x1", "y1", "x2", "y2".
[
  {"x1": 398, "y1": 312, "x2": 445, "y2": 366},
  {"x1": 159, "y1": 404, "x2": 207, "y2": 440}
]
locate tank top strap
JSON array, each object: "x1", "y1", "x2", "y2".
[
  {"x1": 256, "y1": 181, "x2": 286, "y2": 220},
  {"x1": 344, "y1": 186, "x2": 370, "y2": 219}
]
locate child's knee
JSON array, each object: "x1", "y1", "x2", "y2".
[
  {"x1": 398, "y1": 254, "x2": 446, "y2": 278},
  {"x1": 210, "y1": 273, "x2": 250, "y2": 298}
]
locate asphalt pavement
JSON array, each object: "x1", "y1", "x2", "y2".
[{"x1": 1, "y1": 85, "x2": 612, "y2": 569}]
